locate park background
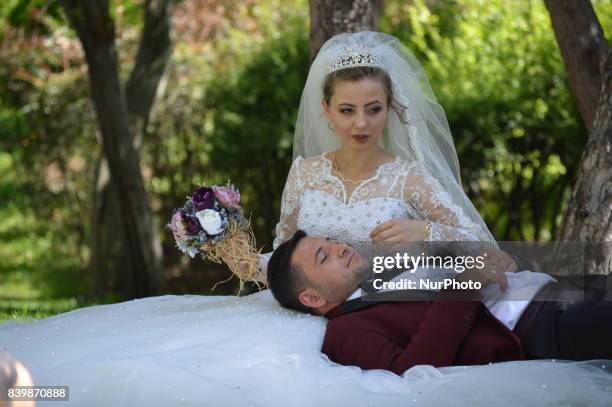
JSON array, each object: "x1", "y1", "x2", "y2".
[{"x1": 0, "y1": 0, "x2": 610, "y2": 320}]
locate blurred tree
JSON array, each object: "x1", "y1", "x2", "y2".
[
  {"x1": 309, "y1": 0, "x2": 384, "y2": 63},
  {"x1": 60, "y1": 0, "x2": 172, "y2": 298},
  {"x1": 546, "y1": 0, "x2": 611, "y2": 275},
  {"x1": 91, "y1": 0, "x2": 176, "y2": 300}
]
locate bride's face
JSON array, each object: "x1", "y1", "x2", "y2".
[{"x1": 323, "y1": 78, "x2": 389, "y2": 151}]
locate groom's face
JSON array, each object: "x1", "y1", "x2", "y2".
[{"x1": 291, "y1": 236, "x2": 369, "y2": 303}]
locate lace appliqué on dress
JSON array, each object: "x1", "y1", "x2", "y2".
[
  {"x1": 400, "y1": 162, "x2": 486, "y2": 241},
  {"x1": 259, "y1": 154, "x2": 489, "y2": 272}
]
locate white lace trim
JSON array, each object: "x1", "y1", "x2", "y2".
[{"x1": 259, "y1": 154, "x2": 488, "y2": 271}]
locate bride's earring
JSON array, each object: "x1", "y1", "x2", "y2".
[{"x1": 327, "y1": 119, "x2": 335, "y2": 132}]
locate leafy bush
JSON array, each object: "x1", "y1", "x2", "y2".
[
  {"x1": 381, "y1": 0, "x2": 611, "y2": 240},
  {"x1": 1, "y1": 0, "x2": 610, "y2": 304}
]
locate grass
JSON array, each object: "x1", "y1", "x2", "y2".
[
  {"x1": 0, "y1": 298, "x2": 79, "y2": 322},
  {"x1": 0, "y1": 152, "x2": 92, "y2": 323},
  {"x1": 0, "y1": 150, "x2": 241, "y2": 324}
]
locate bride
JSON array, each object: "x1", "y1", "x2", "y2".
[{"x1": 1, "y1": 32, "x2": 611, "y2": 407}]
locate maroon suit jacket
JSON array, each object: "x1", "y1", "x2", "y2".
[{"x1": 321, "y1": 300, "x2": 525, "y2": 376}]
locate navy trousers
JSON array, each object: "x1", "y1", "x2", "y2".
[{"x1": 514, "y1": 275, "x2": 612, "y2": 360}]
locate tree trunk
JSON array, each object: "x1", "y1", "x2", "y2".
[
  {"x1": 544, "y1": 0, "x2": 608, "y2": 131},
  {"x1": 125, "y1": 0, "x2": 174, "y2": 134},
  {"x1": 544, "y1": 0, "x2": 612, "y2": 276},
  {"x1": 309, "y1": 0, "x2": 383, "y2": 64},
  {"x1": 556, "y1": 50, "x2": 612, "y2": 275},
  {"x1": 91, "y1": 0, "x2": 174, "y2": 300},
  {"x1": 61, "y1": 0, "x2": 166, "y2": 298}
]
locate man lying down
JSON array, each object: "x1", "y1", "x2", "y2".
[{"x1": 266, "y1": 230, "x2": 612, "y2": 376}]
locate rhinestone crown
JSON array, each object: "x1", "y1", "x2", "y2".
[{"x1": 327, "y1": 44, "x2": 383, "y2": 74}]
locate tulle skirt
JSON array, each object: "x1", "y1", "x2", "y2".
[{"x1": 1, "y1": 290, "x2": 611, "y2": 406}]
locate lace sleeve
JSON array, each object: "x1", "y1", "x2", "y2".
[
  {"x1": 258, "y1": 156, "x2": 305, "y2": 272},
  {"x1": 273, "y1": 156, "x2": 305, "y2": 248},
  {"x1": 402, "y1": 163, "x2": 485, "y2": 241}
]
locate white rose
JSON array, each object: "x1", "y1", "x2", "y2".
[{"x1": 196, "y1": 209, "x2": 224, "y2": 235}]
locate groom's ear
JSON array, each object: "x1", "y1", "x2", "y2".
[{"x1": 298, "y1": 288, "x2": 326, "y2": 309}]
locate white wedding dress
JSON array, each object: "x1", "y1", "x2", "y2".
[{"x1": 1, "y1": 154, "x2": 611, "y2": 406}]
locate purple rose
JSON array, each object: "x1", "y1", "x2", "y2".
[
  {"x1": 213, "y1": 186, "x2": 241, "y2": 210},
  {"x1": 183, "y1": 213, "x2": 202, "y2": 234},
  {"x1": 192, "y1": 187, "x2": 215, "y2": 210}
]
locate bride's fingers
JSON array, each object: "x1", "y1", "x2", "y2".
[
  {"x1": 485, "y1": 265, "x2": 509, "y2": 291},
  {"x1": 370, "y1": 220, "x2": 398, "y2": 239},
  {"x1": 371, "y1": 226, "x2": 400, "y2": 242},
  {"x1": 502, "y1": 254, "x2": 518, "y2": 272},
  {"x1": 497, "y1": 273, "x2": 509, "y2": 291},
  {"x1": 491, "y1": 252, "x2": 518, "y2": 273},
  {"x1": 491, "y1": 250, "x2": 518, "y2": 272}
]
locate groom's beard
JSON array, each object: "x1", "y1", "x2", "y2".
[
  {"x1": 319, "y1": 262, "x2": 372, "y2": 304},
  {"x1": 355, "y1": 260, "x2": 372, "y2": 284}
]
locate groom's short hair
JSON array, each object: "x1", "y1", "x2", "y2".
[{"x1": 267, "y1": 230, "x2": 314, "y2": 314}]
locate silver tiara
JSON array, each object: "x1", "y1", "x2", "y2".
[{"x1": 327, "y1": 44, "x2": 383, "y2": 73}]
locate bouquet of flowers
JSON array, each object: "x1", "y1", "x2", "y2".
[{"x1": 168, "y1": 184, "x2": 265, "y2": 288}]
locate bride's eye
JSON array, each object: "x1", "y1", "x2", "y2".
[
  {"x1": 340, "y1": 108, "x2": 353, "y2": 114},
  {"x1": 369, "y1": 107, "x2": 382, "y2": 114}
]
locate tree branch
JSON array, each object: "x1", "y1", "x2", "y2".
[
  {"x1": 544, "y1": 0, "x2": 609, "y2": 130},
  {"x1": 126, "y1": 0, "x2": 176, "y2": 121}
]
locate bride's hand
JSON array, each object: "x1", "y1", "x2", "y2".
[
  {"x1": 459, "y1": 248, "x2": 517, "y2": 292},
  {"x1": 458, "y1": 267, "x2": 509, "y2": 292},
  {"x1": 482, "y1": 248, "x2": 519, "y2": 273},
  {"x1": 369, "y1": 219, "x2": 428, "y2": 244}
]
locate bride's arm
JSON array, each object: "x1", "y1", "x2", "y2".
[
  {"x1": 258, "y1": 156, "x2": 305, "y2": 271},
  {"x1": 399, "y1": 163, "x2": 518, "y2": 274},
  {"x1": 402, "y1": 162, "x2": 487, "y2": 242}
]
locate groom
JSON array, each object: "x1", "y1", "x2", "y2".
[{"x1": 267, "y1": 230, "x2": 612, "y2": 375}]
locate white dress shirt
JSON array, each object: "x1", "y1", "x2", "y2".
[{"x1": 348, "y1": 269, "x2": 556, "y2": 330}]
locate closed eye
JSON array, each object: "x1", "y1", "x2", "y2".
[{"x1": 320, "y1": 237, "x2": 332, "y2": 265}]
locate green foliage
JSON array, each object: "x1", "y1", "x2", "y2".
[
  {"x1": 0, "y1": 29, "x2": 97, "y2": 265},
  {"x1": 0, "y1": 0, "x2": 65, "y2": 35},
  {"x1": 0, "y1": 152, "x2": 93, "y2": 322},
  {"x1": 0, "y1": 22, "x2": 96, "y2": 315},
  {"x1": 143, "y1": 0, "x2": 309, "y2": 249},
  {"x1": 380, "y1": 0, "x2": 610, "y2": 240},
  {"x1": 205, "y1": 30, "x2": 309, "y2": 245},
  {"x1": 1, "y1": 0, "x2": 610, "y2": 313}
]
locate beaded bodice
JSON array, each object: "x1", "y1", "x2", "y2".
[{"x1": 271, "y1": 154, "x2": 487, "y2": 255}]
